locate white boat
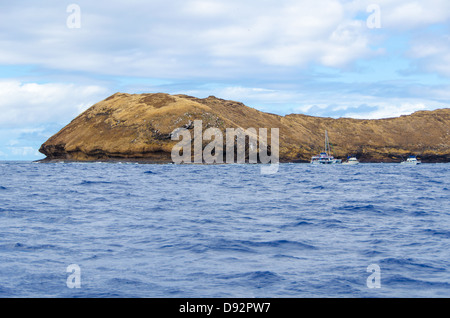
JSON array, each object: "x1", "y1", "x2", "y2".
[
  {"x1": 311, "y1": 130, "x2": 342, "y2": 164},
  {"x1": 401, "y1": 155, "x2": 421, "y2": 165},
  {"x1": 343, "y1": 156, "x2": 359, "y2": 165}
]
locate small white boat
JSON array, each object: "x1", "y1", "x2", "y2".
[
  {"x1": 401, "y1": 155, "x2": 421, "y2": 165},
  {"x1": 311, "y1": 130, "x2": 342, "y2": 164},
  {"x1": 343, "y1": 156, "x2": 359, "y2": 165}
]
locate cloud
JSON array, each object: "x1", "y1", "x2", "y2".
[
  {"x1": 201, "y1": 0, "x2": 368, "y2": 67},
  {"x1": 0, "y1": 0, "x2": 449, "y2": 128},
  {"x1": 292, "y1": 99, "x2": 445, "y2": 119},
  {"x1": 175, "y1": 80, "x2": 449, "y2": 119},
  {"x1": 0, "y1": 79, "x2": 108, "y2": 159},
  {"x1": 408, "y1": 32, "x2": 450, "y2": 77},
  {"x1": 347, "y1": 0, "x2": 450, "y2": 30},
  {"x1": 0, "y1": 124, "x2": 66, "y2": 160},
  {"x1": 341, "y1": 102, "x2": 428, "y2": 119},
  {"x1": 0, "y1": 80, "x2": 109, "y2": 127},
  {"x1": 8, "y1": 146, "x2": 40, "y2": 157},
  {"x1": 0, "y1": 0, "x2": 380, "y2": 79},
  {"x1": 1, "y1": 0, "x2": 449, "y2": 83}
]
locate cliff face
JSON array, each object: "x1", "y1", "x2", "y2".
[{"x1": 39, "y1": 92, "x2": 450, "y2": 163}]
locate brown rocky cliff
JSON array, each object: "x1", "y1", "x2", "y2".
[{"x1": 39, "y1": 92, "x2": 450, "y2": 162}]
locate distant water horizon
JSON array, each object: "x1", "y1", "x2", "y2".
[{"x1": 0, "y1": 162, "x2": 449, "y2": 297}]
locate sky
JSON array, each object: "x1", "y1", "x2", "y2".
[{"x1": 1, "y1": 0, "x2": 450, "y2": 160}]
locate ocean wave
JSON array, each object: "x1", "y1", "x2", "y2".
[
  {"x1": 244, "y1": 239, "x2": 317, "y2": 250},
  {"x1": 280, "y1": 220, "x2": 315, "y2": 228},
  {"x1": 384, "y1": 274, "x2": 450, "y2": 289},
  {"x1": 78, "y1": 180, "x2": 114, "y2": 185},
  {"x1": 193, "y1": 240, "x2": 255, "y2": 254},
  {"x1": 422, "y1": 229, "x2": 450, "y2": 238},
  {"x1": 359, "y1": 249, "x2": 384, "y2": 257},
  {"x1": 217, "y1": 271, "x2": 283, "y2": 288},
  {"x1": 409, "y1": 210, "x2": 430, "y2": 217},
  {"x1": 339, "y1": 204, "x2": 377, "y2": 212},
  {"x1": 176, "y1": 238, "x2": 318, "y2": 254},
  {"x1": 107, "y1": 277, "x2": 146, "y2": 287},
  {"x1": 0, "y1": 242, "x2": 60, "y2": 251},
  {"x1": 316, "y1": 219, "x2": 345, "y2": 229},
  {"x1": 380, "y1": 257, "x2": 446, "y2": 271}
]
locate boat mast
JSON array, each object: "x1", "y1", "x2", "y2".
[{"x1": 325, "y1": 130, "x2": 329, "y2": 155}]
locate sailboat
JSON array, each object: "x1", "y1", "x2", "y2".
[{"x1": 310, "y1": 130, "x2": 342, "y2": 164}]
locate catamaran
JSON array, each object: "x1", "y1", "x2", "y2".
[{"x1": 311, "y1": 130, "x2": 342, "y2": 164}]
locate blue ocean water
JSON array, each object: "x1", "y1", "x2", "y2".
[{"x1": 0, "y1": 161, "x2": 449, "y2": 298}]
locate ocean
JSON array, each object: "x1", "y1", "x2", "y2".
[{"x1": 0, "y1": 161, "x2": 449, "y2": 298}]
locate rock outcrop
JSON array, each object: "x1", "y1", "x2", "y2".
[{"x1": 39, "y1": 92, "x2": 450, "y2": 163}]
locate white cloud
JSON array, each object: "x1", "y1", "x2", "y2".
[
  {"x1": 348, "y1": 0, "x2": 450, "y2": 29},
  {"x1": 0, "y1": 0, "x2": 448, "y2": 127},
  {"x1": 182, "y1": 0, "x2": 230, "y2": 16},
  {"x1": 182, "y1": 83, "x2": 447, "y2": 119},
  {"x1": 408, "y1": 33, "x2": 450, "y2": 77},
  {"x1": 0, "y1": 0, "x2": 449, "y2": 82},
  {"x1": 8, "y1": 146, "x2": 40, "y2": 157},
  {"x1": 381, "y1": 0, "x2": 450, "y2": 29},
  {"x1": 0, "y1": 81, "x2": 109, "y2": 127},
  {"x1": 0, "y1": 0, "x2": 379, "y2": 78},
  {"x1": 180, "y1": 0, "x2": 375, "y2": 68},
  {"x1": 344, "y1": 102, "x2": 430, "y2": 119}
]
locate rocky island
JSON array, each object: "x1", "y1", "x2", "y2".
[{"x1": 39, "y1": 93, "x2": 450, "y2": 163}]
